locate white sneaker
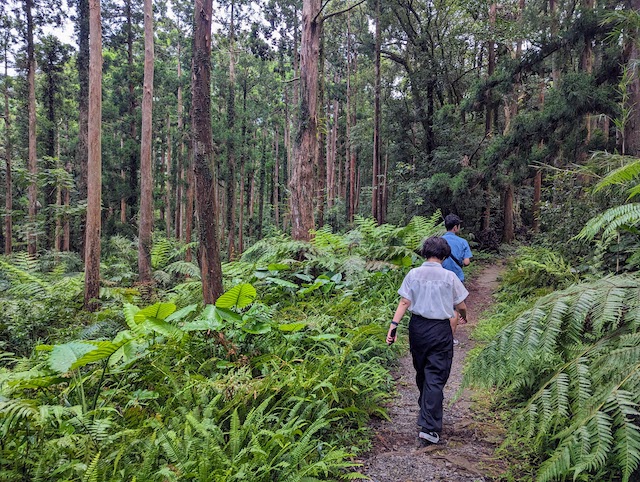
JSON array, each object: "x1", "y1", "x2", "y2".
[
  {"x1": 453, "y1": 339, "x2": 459, "y2": 346},
  {"x1": 419, "y1": 430, "x2": 440, "y2": 444}
]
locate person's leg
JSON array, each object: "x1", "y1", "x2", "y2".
[
  {"x1": 418, "y1": 343, "x2": 453, "y2": 432},
  {"x1": 409, "y1": 316, "x2": 428, "y2": 410},
  {"x1": 413, "y1": 320, "x2": 453, "y2": 433}
]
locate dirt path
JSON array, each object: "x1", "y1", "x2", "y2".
[{"x1": 358, "y1": 263, "x2": 506, "y2": 481}]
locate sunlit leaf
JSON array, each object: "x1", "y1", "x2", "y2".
[{"x1": 215, "y1": 284, "x2": 257, "y2": 309}]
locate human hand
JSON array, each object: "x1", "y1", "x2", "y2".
[{"x1": 387, "y1": 324, "x2": 398, "y2": 345}]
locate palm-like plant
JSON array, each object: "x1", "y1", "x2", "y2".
[
  {"x1": 576, "y1": 153, "x2": 640, "y2": 269},
  {"x1": 466, "y1": 275, "x2": 640, "y2": 482}
]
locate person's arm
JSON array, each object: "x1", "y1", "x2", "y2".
[
  {"x1": 454, "y1": 300, "x2": 467, "y2": 321},
  {"x1": 387, "y1": 297, "x2": 411, "y2": 344},
  {"x1": 463, "y1": 242, "x2": 472, "y2": 266}
]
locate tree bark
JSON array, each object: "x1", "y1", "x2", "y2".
[
  {"x1": 226, "y1": 1, "x2": 237, "y2": 259},
  {"x1": 502, "y1": 184, "x2": 514, "y2": 242},
  {"x1": 316, "y1": 16, "x2": 326, "y2": 226},
  {"x1": 175, "y1": 37, "x2": 184, "y2": 240},
  {"x1": 26, "y1": 0, "x2": 37, "y2": 255},
  {"x1": 192, "y1": 0, "x2": 224, "y2": 304},
  {"x1": 485, "y1": 1, "x2": 497, "y2": 135},
  {"x1": 532, "y1": 170, "x2": 542, "y2": 232},
  {"x1": 624, "y1": 0, "x2": 640, "y2": 155},
  {"x1": 4, "y1": 44, "x2": 12, "y2": 255},
  {"x1": 290, "y1": 0, "x2": 321, "y2": 240},
  {"x1": 372, "y1": 0, "x2": 382, "y2": 224},
  {"x1": 126, "y1": 0, "x2": 138, "y2": 221},
  {"x1": 76, "y1": 0, "x2": 89, "y2": 250},
  {"x1": 165, "y1": 113, "x2": 172, "y2": 237},
  {"x1": 84, "y1": 0, "x2": 102, "y2": 311},
  {"x1": 274, "y1": 124, "x2": 280, "y2": 227},
  {"x1": 258, "y1": 130, "x2": 266, "y2": 238},
  {"x1": 185, "y1": 149, "x2": 194, "y2": 262},
  {"x1": 138, "y1": 0, "x2": 154, "y2": 283}
]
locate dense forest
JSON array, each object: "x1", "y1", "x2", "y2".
[{"x1": 1, "y1": 0, "x2": 639, "y2": 480}]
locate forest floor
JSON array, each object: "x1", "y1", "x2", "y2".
[{"x1": 358, "y1": 262, "x2": 509, "y2": 481}]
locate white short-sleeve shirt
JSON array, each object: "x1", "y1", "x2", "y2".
[{"x1": 397, "y1": 261, "x2": 469, "y2": 320}]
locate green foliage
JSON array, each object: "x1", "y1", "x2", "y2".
[
  {"x1": 497, "y1": 247, "x2": 579, "y2": 301},
  {"x1": 466, "y1": 275, "x2": 640, "y2": 481},
  {"x1": 0, "y1": 224, "x2": 406, "y2": 481},
  {"x1": 0, "y1": 253, "x2": 84, "y2": 355}
]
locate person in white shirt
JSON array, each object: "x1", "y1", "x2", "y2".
[{"x1": 386, "y1": 236, "x2": 468, "y2": 446}]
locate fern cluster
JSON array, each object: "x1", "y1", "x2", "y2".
[
  {"x1": 497, "y1": 247, "x2": 579, "y2": 302},
  {"x1": 465, "y1": 275, "x2": 640, "y2": 481}
]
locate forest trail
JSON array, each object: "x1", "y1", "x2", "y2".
[{"x1": 359, "y1": 263, "x2": 507, "y2": 481}]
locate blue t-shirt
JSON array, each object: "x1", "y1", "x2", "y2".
[{"x1": 441, "y1": 232, "x2": 472, "y2": 282}]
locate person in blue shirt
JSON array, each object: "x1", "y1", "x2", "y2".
[
  {"x1": 441, "y1": 214, "x2": 472, "y2": 340},
  {"x1": 441, "y1": 214, "x2": 472, "y2": 282}
]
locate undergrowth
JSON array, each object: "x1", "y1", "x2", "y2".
[{"x1": 0, "y1": 215, "x2": 443, "y2": 481}]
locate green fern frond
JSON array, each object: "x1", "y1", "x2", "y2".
[
  {"x1": 165, "y1": 261, "x2": 201, "y2": 279},
  {"x1": 592, "y1": 156, "x2": 640, "y2": 196},
  {"x1": 83, "y1": 451, "x2": 101, "y2": 482},
  {"x1": 0, "y1": 398, "x2": 39, "y2": 435},
  {"x1": 151, "y1": 238, "x2": 174, "y2": 269},
  {"x1": 576, "y1": 203, "x2": 640, "y2": 241}
]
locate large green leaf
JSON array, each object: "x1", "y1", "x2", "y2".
[
  {"x1": 165, "y1": 304, "x2": 198, "y2": 322},
  {"x1": 134, "y1": 303, "x2": 176, "y2": 323},
  {"x1": 278, "y1": 323, "x2": 307, "y2": 332},
  {"x1": 267, "y1": 263, "x2": 290, "y2": 272},
  {"x1": 48, "y1": 342, "x2": 99, "y2": 373},
  {"x1": 215, "y1": 284, "x2": 257, "y2": 309},
  {"x1": 180, "y1": 305, "x2": 238, "y2": 332},
  {"x1": 265, "y1": 277, "x2": 298, "y2": 289}
]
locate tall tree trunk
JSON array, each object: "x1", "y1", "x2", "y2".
[
  {"x1": 77, "y1": 0, "x2": 89, "y2": 209},
  {"x1": 54, "y1": 132, "x2": 62, "y2": 251},
  {"x1": 327, "y1": 98, "x2": 338, "y2": 210},
  {"x1": 485, "y1": 1, "x2": 497, "y2": 135},
  {"x1": 63, "y1": 158, "x2": 71, "y2": 251},
  {"x1": 501, "y1": 0, "x2": 524, "y2": 242},
  {"x1": 185, "y1": 149, "x2": 194, "y2": 262},
  {"x1": 502, "y1": 184, "x2": 514, "y2": 242},
  {"x1": 192, "y1": 0, "x2": 223, "y2": 304},
  {"x1": 257, "y1": 130, "x2": 266, "y2": 238},
  {"x1": 372, "y1": 0, "x2": 383, "y2": 224},
  {"x1": 283, "y1": 84, "x2": 291, "y2": 227},
  {"x1": 550, "y1": 0, "x2": 560, "y2": 85},
  {"x1": 290, "y1": 0, "x2": 321, "y2": 240},
  {"x1": 238, "y1": 75, "x2": 248, "y2": 252},
  {"x1": 226, "y1": 0, "x2": 237, "y2": 259},
  {"x1": 126, "y1": 0, "x2": 138, "y2": 221},
  {"x1": 165, "y1": 113, "x2": 172, "y2": 237},
  {"x1": 274, "y1": 124, "x2": 280, "y2": 227},
  {"x1": 84, "y1": 0, "x2": 102, "y2": 311},
  {"x1": 26, "y1": 0, "x2": 37, "y2": 255},
  {"x1": 316, "y1": 17, "x2": 326, "y2": 226},
  {"x1": 138, "y1": 0, "x2": 154, "y2": 283},
  {"x1": 346, "y1": 13, "x2": 356, "y2": 222},
  {"x1": 625, "y1": 32, "x2": 640, "y2": 154},
  {"x1": 239, "y1": 161, "x2": 245, "y2": 253},
  {"x1": 581, "y1": 0, "x2": 595, "y2": 149},
  {"x1": 175, "y1": 37, "x2": 184, "y2": 240},
  {"x1": 4, "y1": 45, "x2": 12, "y2": 255}
]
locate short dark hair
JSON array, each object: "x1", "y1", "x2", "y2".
[
  {"x1": 445, "y1": 214, "x2": 462, "y2": 231},
  {"x1": 420, "y1": 236, "x2": 451, "y2": 261}
]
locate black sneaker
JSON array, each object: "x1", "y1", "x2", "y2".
[{"x1": 418, "y1": 430, "x2": 440, "y2": 444}]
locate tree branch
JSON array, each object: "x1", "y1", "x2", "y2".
[{"x1": 323, "y1": 0, "x2": 366, "y2": 21}]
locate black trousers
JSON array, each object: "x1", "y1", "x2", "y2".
[{"x1": 408, "y1": 313, "x2": 454, "y2": 433}]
